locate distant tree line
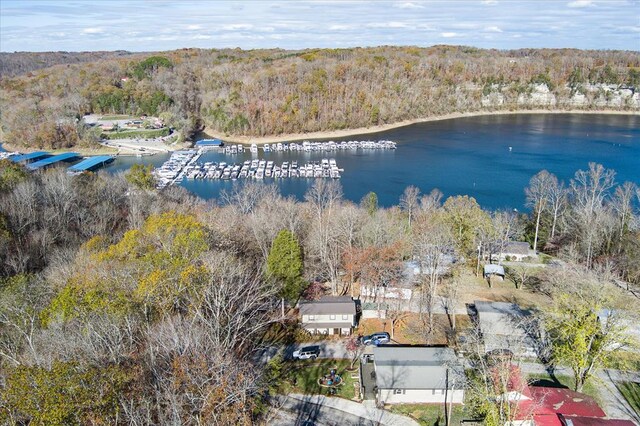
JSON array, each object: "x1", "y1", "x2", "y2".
[{"x1": 1, "y1": 46, "x2": 638, "y2": 149}]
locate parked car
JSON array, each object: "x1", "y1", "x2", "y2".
[
  {"x1": 485, "y1": 348, "x2": 514, "y2": 366},
  {"x1": 292, "y1": 345, "x2": 321, "y2": 360},
  {"x1": 361, "y1": 332, "x2": 391, "y2": 346}
]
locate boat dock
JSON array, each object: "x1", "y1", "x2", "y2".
[
  {"x1": 153, "y1": 139, "x2": 397, "y2": 189},
  {"x1": 234, "y1": 139, "x2": 396, "y2": 154},
  {"x1": 154, "y1": 150, "x2": 343, "y2": 188},
  {"x1": 67, "y1": 155, "x2": 115, "y2": 174}
]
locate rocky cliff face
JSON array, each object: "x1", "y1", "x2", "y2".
[{"x1": 482, "y1": 83, "x2": 639, "y2": 109}]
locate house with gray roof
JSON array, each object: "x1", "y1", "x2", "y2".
[
  {"x1": 299, "y1": 296, "x2": 356, "y2": 336},
  {"x1": 494, "y1": 241, "x2": 535, "y2": 262},
  {"x1": 474, "y1": 300, "x2": 537, "y2": 357},
  {"x1": 371, "y1": 346, "x2": 464, "y2": 404}
]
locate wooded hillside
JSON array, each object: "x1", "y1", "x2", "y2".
[
  {"x1": 0, "y1": 50, "x2": 139, "y2": 78},
  {"x1": 1, "y1": 46, "x2": 639, "y2": 149}
]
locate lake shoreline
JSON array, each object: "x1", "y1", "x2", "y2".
[
  {"x1": 201, "y1": 109, "x2": 640, "y2": 146},
  {"x1": 2, "y1": 110, "x2": 637, "y2": 156}
]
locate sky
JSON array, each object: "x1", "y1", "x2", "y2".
[{"x1": 1, "y1": 0, "x2": 639, "y2": 52}]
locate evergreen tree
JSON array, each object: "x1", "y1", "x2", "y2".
[
  {"x1": 361, "y1": 191, "x2": 378, "y2": 216},
  {"x1": 266, "y1": 230, "x2": 306, "y2": 303}
]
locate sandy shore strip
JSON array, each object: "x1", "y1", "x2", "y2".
[
  {"x1": 203, "y1": 109, "x2": 639, "y2": 145},
  {"x1": 2, "y1": 135, "x2": 187, "y2": 157}
]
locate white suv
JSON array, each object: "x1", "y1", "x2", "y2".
[{"x1": 292, "y1": 345, "x2": 321, "y2": 360}]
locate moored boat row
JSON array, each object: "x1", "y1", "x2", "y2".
[
  {"x1": 183, "y1": 158, "x2": 342, "y2": 181},
  {"x1": 243, "y1": 140, "x2": 396, "y2": 153},
  {"x1": 154, "y1": 150, "x2": 201, "y2": 189}
]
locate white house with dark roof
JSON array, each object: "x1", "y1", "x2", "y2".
[
  {"x1": 372, "y1": 346, "x2": 464, "y2": 405},
  {"x1": 299, "y1": 296, "x2": 356, "y2": 336}
]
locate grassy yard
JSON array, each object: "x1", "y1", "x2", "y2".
[
  {"x1": 356, "y1": 314, "x2": 471, "y2": 346},
  {"x1": 281, "y1": 359, "x2": 359, "y2": 401},
  {"x1": 102, "y1": 127, "x2": 170, "y2": 140},
  {"x1": 389, "y1": 403, "x2": 467, "y2": 426},
  {"x1": 608, "y1": 351, "x2": 640, "y2": 372},
  {"x1": 527, "y1": 373, "x2": 601, "y2": 406},
  {"x1": 616, "y1": 381, "x2": 640, "y2": 417},
  {"x1": 99, "y1": 114, "x2": 137, "y2": 120}
]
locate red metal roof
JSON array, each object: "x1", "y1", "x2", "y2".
[
  {"x1": 534, "y1": 413, "x2": 564, "y2": 426},
  {"x1": 529, "y1": 387, "x2": 607, "y2": 418},
  {"x1": 558, "y1": 414, "x2": 636, "y2": 425}
]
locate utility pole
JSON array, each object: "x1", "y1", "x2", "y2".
[{"x1": 475, "y1": 243, "x2": 482, "y2": 278}]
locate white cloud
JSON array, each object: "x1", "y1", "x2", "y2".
[
  {"x1": 440, "y1": 32, "x2": 461, "y2": 37},
  {"x1": 567, "y1": 0, "x2": 593, "y2": 7},
  {"x1": 82, "y1": 27, "x2": 103, "y2": 34},
  {"x1": 186, "y1": 24, "x2": 202, "y2": 31},
  {"x1": 329, "y1": 24, "x2": 353, "y2": 31},
  {"x1": 481, "y1": 0, "x2": 498, "y2": 4},
  {"x1": 367, "y1": 21, "x2": 409, "y2": 29},
  {"x1": 484, "y1": 25, "x2": 503, "y2": 33},
  {"x1": 394, "y1": 2, "x2": 424, "y2": 9},
  {"x1": 192, "y1": 34, "x2": 212, "y2": 40},
  {"x1": 221, "y1": 23, "x2": 254, "y2": 31}
]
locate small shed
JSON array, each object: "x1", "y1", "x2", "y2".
[{"x1": 483, "y1": 264, "x2": 505, "y2": 280}]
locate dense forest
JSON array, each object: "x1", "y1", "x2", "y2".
[
  {"x1": 0, "y1": 157, "x2": 638, "y2": 424},
  {"x1": 0, "y1": 50, "x2": 140, "y2": 78},
  {"x1": 1, "y1": 46, "x2": 639, "y2": 149}
]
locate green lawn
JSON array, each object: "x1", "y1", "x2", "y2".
[
  {"x1": 389, "y1": 403, "x2": 466, "y2": 426},
  {"x1": 616, "y1": 381, "x2": 640, "y2": 417},
  {"x1": 101, "y1": 128, "x2": 170, "y2": 140},
  {"x1": 527, "y1": 373, "x2": 601, "y2": 406},
  {"x1": 608, "y1": 351, "x2": 640, "y2": 372},
  {"x1": 281, "y1": 359, "x2": 359, "y2": 400},
  {"x1": 99, "y1": 114, "x2": 137, "y2": 120}
]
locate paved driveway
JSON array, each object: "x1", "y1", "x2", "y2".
[{"x1": 274, "y1": 394, "x2": 420, "y2": 426}]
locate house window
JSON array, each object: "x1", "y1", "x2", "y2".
[
  {"x1": 309, "y1": 315, "x2": 315, "y2": 321},
  {"x1": 393, "y1": 389, "x2": 405, "y2": 395},
  {"x1": 342, "y1": 314, "x2": 349, "y2": 320},
  {"x1": 432, "y1": 389, "x2": 443, "y2": 395},
  {"x1": 330, "y1": 314, "x2": 336, "y2": 320}
]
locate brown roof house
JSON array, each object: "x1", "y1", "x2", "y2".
[{"x1": 299, "y1": 296, "x2": 357, "y2": 336}]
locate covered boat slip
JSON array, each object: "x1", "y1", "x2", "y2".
[
  {"x1": 27, "y1": 152, "x2": 81, "y2": 170},
  {"x1": 7, "y1": 150, "x2": 114, "y2": 173},
  {"x1": 68, "y1": 155, "x2": 115, "y2": 173},
  {"x1": 9, "y1": 151, "x2": 51, "y2": 163}
]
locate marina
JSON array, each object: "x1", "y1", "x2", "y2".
[
  {"x1": 153, "y1": 139, "x2": 396, "y2": 189},
  {"x1": 233, "y1": 139, "x2": 396, "y2": 154},
  {"x1": 154, "y1": 149, "x2": 344, "y2": 189}
]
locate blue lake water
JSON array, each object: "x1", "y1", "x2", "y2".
[{"x1": 4, "y1": 114, "x2": 639, "y2": 209}]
